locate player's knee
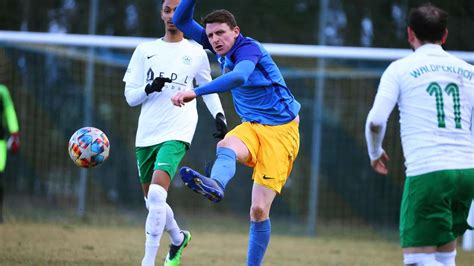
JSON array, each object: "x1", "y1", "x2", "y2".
[
  {"x1": 216, "y1": 138, "x2": 229, "y2": 148},
  {"x1": 216, "y1": 136, "x2": 241, "y2": 149},
  {"x1": 250, "y1": 205, "x2": 268, "y2": 221},
  {"x1": 216, "y1": 137, "x2": 247, "y2": 162},
  {"x1": 147, "y1": 184, "x2": 167, "y2": 209}
]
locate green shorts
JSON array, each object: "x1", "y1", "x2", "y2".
[
  {"x1": 400, "y1": 168, "x2": 474, "y2": 248},
  {"x1": 135, "y1": 140, "x2": 188, "y2": 184}
]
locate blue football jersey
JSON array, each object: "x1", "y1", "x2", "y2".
[{"x1": 216, "y1": 35, "x2": 300, "y2": 125}]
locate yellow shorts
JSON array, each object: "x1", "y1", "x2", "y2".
[{"x1": 226, "y1": 120, "x2": 300, "y2": 193}]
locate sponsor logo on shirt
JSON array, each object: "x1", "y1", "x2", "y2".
[{"x1": 146, "y1": 68, "x2": 154, "y2": 82}]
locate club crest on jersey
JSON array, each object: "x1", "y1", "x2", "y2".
[{"x1": 182, "y1": 56, "x2": 192, "y2": 65}]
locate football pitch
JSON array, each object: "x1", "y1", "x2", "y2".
[{"x1": 1, "y1": 212, "x2": 474, "y2": 266}]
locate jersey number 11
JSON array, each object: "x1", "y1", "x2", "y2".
[{"x1": 426, "y1": 82, "x2": 462, "y2": 129}]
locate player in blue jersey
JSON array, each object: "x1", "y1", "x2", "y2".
[{"x1": 171, "y1": 1, "x2": 300, "y2": 265}]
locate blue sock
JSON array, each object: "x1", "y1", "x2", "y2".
[
  {"x1": 210, "y1": 147, "x2": 236, "y2": 189},
  {"x1": 247, "y1": 219, "x2": 271, "y2": 266}
]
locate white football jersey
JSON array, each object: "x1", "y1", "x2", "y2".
[
  {"x1": 377, "y1": 44, "x2": 474, "y2": 176},
  {"x1": 123, "y1": 38, "x2": 212, "y2": 147}
]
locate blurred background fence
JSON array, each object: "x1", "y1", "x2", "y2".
[{"x1": 1, "y1": 32, "x2": 473, "y2": 239}]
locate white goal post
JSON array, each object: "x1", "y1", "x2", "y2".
[{"x1": 1, "y1": 30, "x2": 474, "y2": 62}]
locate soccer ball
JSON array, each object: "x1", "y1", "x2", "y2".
[{"x1": 68, "y1": 127, "x2": 110, "y2": 168}]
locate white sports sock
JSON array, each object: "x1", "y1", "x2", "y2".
[
  {"x1": 435, "y1": 250, "x2": 456, "y2": 266},
  {"x1": 141, "y1": 184, "x2": 167, "y2": 266},
  {"x1": 404, "y1": 253, "x2": 443, "y2": 266},
  {"x1": 164, "y1": 203, "x2": 184, "y2": 246}
]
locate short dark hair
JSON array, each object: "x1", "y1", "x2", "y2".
[
  {"x1": 202, "y1": 9, "x2": 237, "y2": 29},
  {"x1": 408, "y1": 3, "x2": 448, "y2": 42}
]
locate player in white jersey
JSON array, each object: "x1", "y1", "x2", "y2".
[
  {"x1": 123, "y1": 0, "x2": 227, "y2": 265},
  {"x1": 365, "y1": 3, "x2": 474, "y2": 266}
]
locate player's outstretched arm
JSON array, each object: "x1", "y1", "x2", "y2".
[
  {"x1": 172, "y1": 60, "x2": 255, "y2": 106},
  {"x1": 172, "y1": 60, "x2": 254, "y2": 106},
  {"x1": 194, "y1": 60, "x2": 256, "y2": 96},
  {"x1": 173, "y1": 0, "x2": 211, "y2": 49}
]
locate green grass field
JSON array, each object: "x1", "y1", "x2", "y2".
[
  {"x1": 1, "y1": 222, "x2": 399, "y2": 266},
  {"x1": 1, "y1": 205, "x2": 474, "y2": 265}
]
